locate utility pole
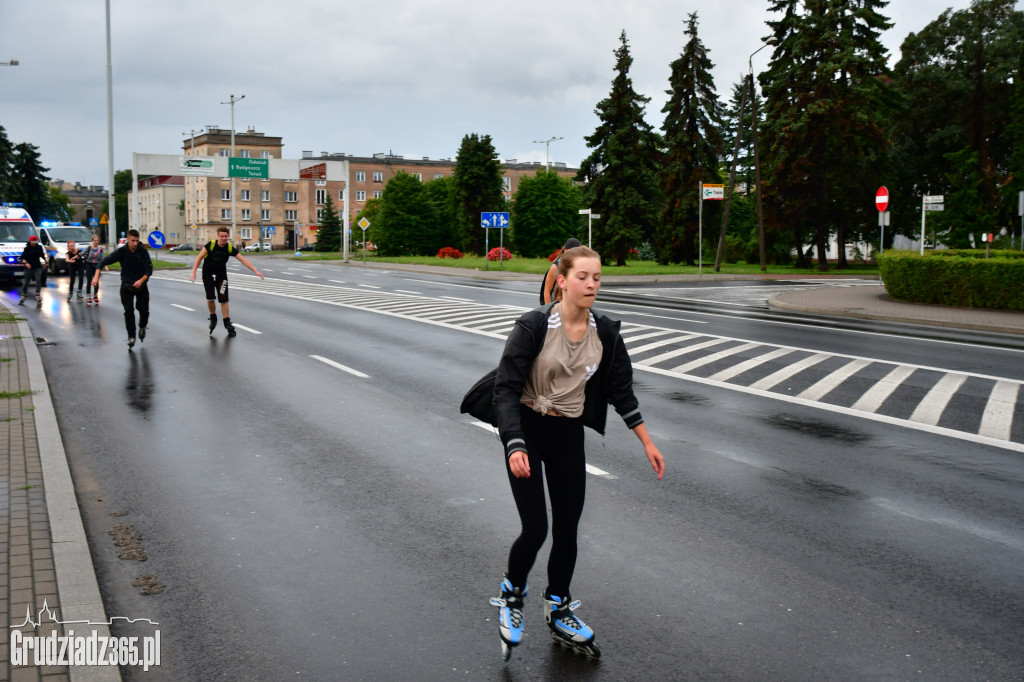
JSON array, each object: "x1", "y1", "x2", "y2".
[{"x1": 221, "y1": 94, "x2": 245, "y2": 240}]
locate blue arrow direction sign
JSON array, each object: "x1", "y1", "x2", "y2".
[
  {"x1": 148, "y1": 230, "x2": 166, "y2": 249},
  {"x1": 481, "y1": 212, "x2": 510, "y2": 228}
]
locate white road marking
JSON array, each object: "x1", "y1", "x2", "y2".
[
  {"x1": 798, "y1": 358, "x2": 872, "y2": 402},
  {"x1": 232, "y1": 324, "x2": 261, "y2": 335},
  {"x1": 171, "y1": 303, "x2": 195, "y2": 311},
  {"x1": 310, "y1": 355, "x2": 369, "y2": 378},
  {"x1": 979, "y1": 380, "x2": 1020, "y2": 441},
  {"x1": 910, "y1": 373, "x2": 968, "y2": 425},
  {"x1": 851, "y1": 365, "x2": 916, "y2": 413},
  {"x1": 395, "y1": 290, "x2": 420, "y2": 295},
  {"x1": 469, "y1": 422, "x2": 610, "y2": 476},
  {"x1": 359, "y1": 284, "x2": 381, "y2": 289},
  {"x1": 328, "y1": 280, "x2": 347, "y2": 284},
  {"x1": 749, "y1": 353, "x2": 830, "y2": 391}
]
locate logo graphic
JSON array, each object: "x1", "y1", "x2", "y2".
[{"x1": 10, "y1": 601, "x2": 160, "y2": 671}]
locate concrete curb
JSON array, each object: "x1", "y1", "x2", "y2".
[
  {"x1": 2, "y1": 297, "x2": 122, "y2": 682},
  {"x1": 767, "y1": 290, "x2": 1024, "y2": 336}
]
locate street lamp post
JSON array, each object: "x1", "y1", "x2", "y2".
[
  {"x1": 578, "y1": 208, "x2": 601, "y2": 249},
  {"x1": 0, "y1": 60, "x2": 18, "y2": 66},
  {"x1": 533, "y1": 136, "x2": 563, "y2": 171},
  {"x1": 221, "y1": 93, "x2": 245, "y2": 241}
]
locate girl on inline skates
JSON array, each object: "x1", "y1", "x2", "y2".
[{"x1": 486, "y1": 245, "x2": 665, "y2": 660}]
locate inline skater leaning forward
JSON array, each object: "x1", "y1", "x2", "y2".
[
  {"x1": 189, "y1": 226, "x2": 264, "y2": 337},
  {"x1": 18, "y1": 235, "x2": 46, "y2": 305},
  {"x1": 92, "y1": 229, "x2": 153, "y2": 349},
  {"x1": 487, "y1": 245, "x2": 665, "y2": 661}
]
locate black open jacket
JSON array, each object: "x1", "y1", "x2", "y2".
[{"x1": 491, "y1": 302, "x2": 643, "y2": 459}]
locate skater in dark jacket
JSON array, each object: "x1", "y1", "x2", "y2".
[
  {"x1": 489, "y1": 245, "x2": 665, "y2": 660},
  {"x1": 18, "y1": 235, "x2": 46, "y2": 305},
  {"x1": 92, "y1": 229, "x2": 153, "y2": 349}
]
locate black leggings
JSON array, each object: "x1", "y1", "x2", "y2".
[
  {"x1": 119, "y1": 284, "x2": 150, "y2": 337},
  {"x1": 506, "y1": 405, "x2": 587, "y2": 596},
  {"x1": 86, "y1": 264, "x2": 100, "y2": 295},
  {"x1": 67, "y1": 262, "x2": 85, "y2": 293}
]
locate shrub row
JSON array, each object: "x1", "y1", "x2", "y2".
[{"x1": 878, "y1": 250, "x2": 1024, "y2": 310}]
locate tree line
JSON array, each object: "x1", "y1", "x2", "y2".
[{"x1": 361, "y1": 0, "x2": 1024, "y2": 271}]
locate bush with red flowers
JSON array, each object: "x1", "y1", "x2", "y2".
[
  {"x1": 436, "y1": 246, "x2": 463, "y2": 259},
  {"x1": 487, "y1": 247, "x2": 513, "y2": 261}
]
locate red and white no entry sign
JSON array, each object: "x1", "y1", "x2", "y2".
[{"x1": 876, "y1": 186, "x2": 889, "y2": 212}]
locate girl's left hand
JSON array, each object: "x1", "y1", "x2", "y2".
[{"x1": 645, "y1": 443, "x2": 665, "y2": 480}]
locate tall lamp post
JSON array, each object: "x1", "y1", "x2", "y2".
[
  {"x1": 221, "y1": 93, "x2": 245, "y2": 240},
  {"x1": 533, "y1": 136, "x2": 563, "y2": 171},
  {"x1": 0, "y1": 60, "x2": 18, "y2": 66}
]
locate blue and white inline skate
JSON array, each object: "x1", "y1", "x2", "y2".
[
  {"x1": 544, "y1": 590, "x2": 601, "y2": 658},
  {"x1": 488, "y1": 576, "x2": 527, "y2": 661}
]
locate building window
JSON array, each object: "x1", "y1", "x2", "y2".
[
  {"x1": 503, "y1": 176, "x2": 511, "y2": 191},
  {"x1": 355, "y1": 171, "x2": 366, "y2": 182},
  {"x1": 434, "y1": 174, "x2": 444, "y2": 180},
  {"x1": 316, "y1": 189, "x2": 326, "y2": 205},
  {"x1": 261, "y1": 209, "x2": 271, "y2": 221},
  {"x1": 260, "y1": 150, "x2": 270, "y2": 159},
  {"x1": 239, "y1": 149, "x2": 251, "y2": 158},
  {"x1": 240, "y1": 190, "x2": 251, "y2": 201},
  {"x1": 219, "y1": 149, "x2": 230, "y2": 157},
  {"x1": 221, "y1": 189, "x2": 231, "y2": 200},
  {"x1": 221, "y1": 209, "x2": 231, "y2": 220},
  {"x1": 285, "y1": 191, "x2": 298, "y2": 203},
  {"x1": 372, "y1": 171, "x2": 383, "y2": 182},
  {"x1": 413, "y1": 173, "x2": 422, "y2": 181},
  {"x1": 241, "y1": 209, "x2": 251, "y2": 221},
  {"x1": 241, "y1": 227, "x2": 253, "y2": 239},
  {"x1": 373, "y1": 191, "x2": 383, "y2": 199},
  {"x1": 261, "y1": 190, "x2": 270, "y2": 201},
  {"x1": 338, "y1": 190, "x2": 345, "y2": 201},
  {"x1": 285, "y1": 210, "x2": 298, "y2": 221},
  {"x1": 316, "y1": 179, "x2": 326, "y2": 186},
  {"x1": 356, "y1": 190, "x2": 366, "y2": 202},
  {"x1": 316, "y1": 209, "x2": 324, "y2": 222}
]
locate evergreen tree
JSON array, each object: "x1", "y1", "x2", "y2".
[
  {"x1": 0, "y1": 126, "x2": 15, "y2": 203},
  {"x1": 510, "y1": 170, "x2": 582, "y2": 258},
  {"x1": 1006, "y1": 44, "x2": 1024, "y2": 243},
  {"x1": 934, "y1": 146, "x2": 996, "y2": 247},
  {"x1": 760, "y1": 0, "x2": 894, "y2": 270},
  {"x1": 315, "y1": 194, "x2": 342, "y2": 252},
  {"x1": 11, "y1": 142, "x2": 51, "y2": 222},
  {"x1": 113, "y1": 169, "x2": 133, "y2": 241},
  {"x1": 375, "y1": 171, "x2": 440, "y2": 256},
  {"x1": 721, "y1": 78, "x2": 761, "y2": 190},
  {"x1": 453, "y1": 133, "x2": 504, "y2": 255},
  {"x1": 656, "y1": 13, "x2": 724, "y2": 265},
  {"x1": 578, "y1": 31, "x2": 663, "y2": 266}
]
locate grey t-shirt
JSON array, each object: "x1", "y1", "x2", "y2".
[{"x1": 520, "y1": 303, "x2": 603, "y2": 418}]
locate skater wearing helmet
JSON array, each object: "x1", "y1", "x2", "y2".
[
  {"x1": 189, "y1": 226, "x2": 264, "y2": 337},
  {"x1": 489, "y1": 245, "x2": 665, "y2": 660},
  {"x1": 540, "y1": 237, "x2": 581, "y2": 304}
]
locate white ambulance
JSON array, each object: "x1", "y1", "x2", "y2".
[{"x1": 0, "y1": 205, "x2": 41, "y2": 281}]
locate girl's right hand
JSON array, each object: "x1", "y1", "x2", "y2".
[{"x1": 509, "y1": 451, "x2": 530, "y2": 478}]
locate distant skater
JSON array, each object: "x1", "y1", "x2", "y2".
[
  {"x1": 189, "y1": 226, "x2": 264, "y2": 337},
  {"x1": 18, "y1": 234, "x2": 45, "y2": 305},
  {"x1": 65, "y1": 240, "x2": 85, "y2": 302},
  {"x1": 83, "y1": 234, "x2": 106, "y2": 305},
  {"x1": 92, "y1": 229, "x2": 153, "y2": 349},
  {"x1": 540, "y1": 238, "x2": 581, "y2": 304}
]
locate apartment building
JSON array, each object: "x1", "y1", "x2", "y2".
[
  {"x1": 183, "y1": 129, "x2": 577, "y2": 250},
  {"x1": 128, "y1": 175, "x2": 185, "y2": 242},
  {"x1": 48, "y1": 180, "x2": 108, "y2": 231}
]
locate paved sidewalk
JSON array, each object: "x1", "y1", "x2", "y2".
[
  {"x1": 1, "y1": 296, "x2": 119, "y2": 682},
  {"x1": 769, "y1": 281, "x2": 1024, "y2": 336}
]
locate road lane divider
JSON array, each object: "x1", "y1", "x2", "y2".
[
  {"x1": 310, "y1": 355, "x2": 369, "y2": 378},
  {"x1": 171, "y1": 303, "x2": 195, "y2": 311},
  {"x1": 232, "y1": 324, "x2": 261, "y2": 335}
]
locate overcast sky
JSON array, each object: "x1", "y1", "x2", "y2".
[{"x1": 3, "y1": 0, "x2": 985, "y2": 189}]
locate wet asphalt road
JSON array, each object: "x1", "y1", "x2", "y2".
[{"x1": 6, "y1": 261, "x2": 1024, "y2": 680}]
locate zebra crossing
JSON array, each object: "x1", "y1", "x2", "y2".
[{"x1": 155, "y1": 270, "x2": 1024, "y2": 450}]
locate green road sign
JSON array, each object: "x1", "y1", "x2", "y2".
[{"x1": 229, "y1": 157, "x2": 269, "y2": 179}]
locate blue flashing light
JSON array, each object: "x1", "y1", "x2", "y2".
[{"x1": 1, "y1": 202, "x2": 24, "y2": 208}]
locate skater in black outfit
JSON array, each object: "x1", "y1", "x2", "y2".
[
  {"x1": 189, "y1": 226, "x2": 263, "y2": 336},
  {"x1": 92, "y1": 230, "x2": 153, "y2": 349},
  {"x1": 65, "y1": 240, "x2": 86, "y2": 302},
  {"x1": 489, "y1": 245, "x2": 665, "y2": 660},
  {"x1": 18, "y1": 235, "x2": 45, "y2": 305}
]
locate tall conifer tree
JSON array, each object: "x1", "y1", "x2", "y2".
[
  {"x1": 656, "y1": 13, "x2": 724, "y2": 266},
  {"x1": 578, "y1": 31, "x2": 662, "y2": 266}
]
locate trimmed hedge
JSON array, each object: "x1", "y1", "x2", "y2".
[{"x1": 878, "y1": 250, "x2": 1024, "y2": 310}]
